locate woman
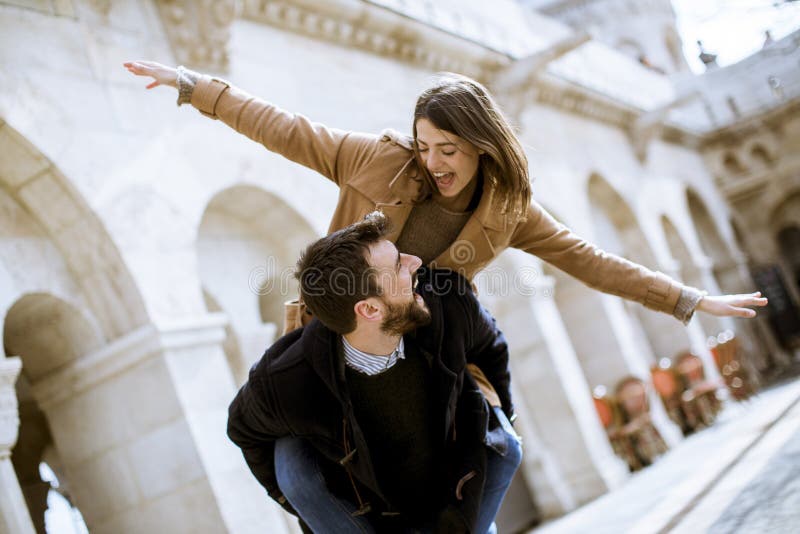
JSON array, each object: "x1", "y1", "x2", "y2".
[
  {"x1": 123, "y1": 60, "x2": 765, "y2": 323},
  {"x1": 124, "y1": 60, "x2": 765, "y2": 534}
]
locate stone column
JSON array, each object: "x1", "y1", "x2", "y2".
[
  {"x1": 546, "y1": 269, "x2": 684, "y2": 446},
  {"x1": 28, "y1": 316, "x2": 294, "y2": 534},
  {"x1": 0, "y1": 357, "x2": 36, "y2": 534},
  {"x1": 481, "y1": 268, "x2": 629, "y2": 516}
]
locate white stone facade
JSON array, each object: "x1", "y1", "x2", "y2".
[{"x1": 1, "y1": 1, "x2": 797, "y2": 532}]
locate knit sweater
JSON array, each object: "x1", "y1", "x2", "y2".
[
  {"x1": 346, "y1": 345, "x2": 443, "y2": 522},
  {"x1": 395, "y1": 199, "x2": 473, "y2": 265}
]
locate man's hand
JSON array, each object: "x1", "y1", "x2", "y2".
[
  {"x1": 123, "y1": 60, "x2": 178, "y2": 89},
  {"x1": 696, "y1": 292, "x2": 768, "y2": 318}
]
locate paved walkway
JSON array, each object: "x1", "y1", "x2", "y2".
[{"x1": 530, "y1": 377, "x2": 800, "y2": 534}]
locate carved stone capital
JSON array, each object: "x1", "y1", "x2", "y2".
[
  {"x1": 156, "y1": 0, "x2": 238, "y2": 71},
  {"x1": 0, "y1": 357, "x2": 23, "y2": 456}
]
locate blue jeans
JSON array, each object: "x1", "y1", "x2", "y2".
[
  {"x1": 477, "y1": 407, "x2": 523, "y2": 534},
  {"x1": 274, "y1": 408, "x2": 522, "y2": 534}
]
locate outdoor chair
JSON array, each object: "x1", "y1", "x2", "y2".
[
  {"x1": 592, "y1": 386, "x2": 642, "y2": 471},
  {"x1": 674, "y1": 352, "x2": 722, "y2": 429},
  {"x1": 651, "y1": 359, "x2": 693, "y2": 435},
  {"x1": 613, "y1": 377, "x2": 668, "y2": 470}
]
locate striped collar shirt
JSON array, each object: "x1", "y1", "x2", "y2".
[{"x1": 342, "y1": 336, "x2": 405, "y2": 376}]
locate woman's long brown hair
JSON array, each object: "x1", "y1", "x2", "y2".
[{"x1": 413, "y1": 72, "x2": 531, "y2": 221}]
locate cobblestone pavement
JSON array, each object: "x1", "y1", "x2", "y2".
[
  {"x1": 706, "y1": 427, "x2": 800, "y2": 533},
  {"x1": 530, "y1": 377, "x2": 800, "y2": 534}
]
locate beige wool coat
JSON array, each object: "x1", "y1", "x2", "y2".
[{"x1": 190, "y1": 75, "x2": 687, "y2": 317}]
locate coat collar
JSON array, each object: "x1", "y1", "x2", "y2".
[
  {"x1": 387, "y1": 156, "x2": 428, "y2": 204},
  {"x1": 302, "y1": 320, "x2": 348, "y2": 403},
  {"x1": 471, "y1": 176, "x2": 508, "y2": 233}
]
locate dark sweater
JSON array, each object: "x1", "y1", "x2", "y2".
[
  {"x1": 395, "y1": 174, "x2": 483, "y2": 264},
  {"x1": 345, "y1": 344, "x2": 444, "y2": 522}
]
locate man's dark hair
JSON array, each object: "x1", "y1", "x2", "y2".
[{"x1": 295, "y1": 212, "x2": 390, "y2": 334}]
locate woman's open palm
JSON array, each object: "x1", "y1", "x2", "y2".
[
  {"x1": 123, "y1": 60, "x2": 177, "y2": 89},
  {"x1": 697, "y1": 292, "x2": 768, "y2": 318}
]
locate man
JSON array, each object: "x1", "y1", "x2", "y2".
[{"x1": 227, "y1": 212, "x2": 521, "y2": 533}]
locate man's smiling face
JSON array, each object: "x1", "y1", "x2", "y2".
[{"x1": 366, "y1": 240, "x2": 430, "y2": 335}]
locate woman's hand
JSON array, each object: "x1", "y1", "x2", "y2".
[
  {"x1": 123, "y1": 60, "x2": 178, "y2": 89},
  {"x1": 696, "y1": 292, "x2": 768, "y2": 318}
]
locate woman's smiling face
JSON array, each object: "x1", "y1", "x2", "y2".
[{"x1": 414, "y1": 118, "x2": 481, "y2": 198}]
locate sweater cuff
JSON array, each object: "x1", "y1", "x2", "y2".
[
  {"x1": 176, "y1": 65, "x2": 200, "y2": 106},
  {"x1": 674, "y1": 287, "x2": 707, "y2": 325}
]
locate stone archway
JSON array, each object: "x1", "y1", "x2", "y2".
[
  {"x1": 685, "y1": 188, "x2": 769, "y2": 383},
  {"x1": 587, "y1": 174, "x2": 690, "y2": 367},
  {"x1": 536, "y1": 194, "x2": 636, "y2": 389},
  {"x1": 197, "y1": 184, "x2": 318, "y2": 385},
  {"x1": 4, "y1": 293, "x2": 104, "y2": 534},
  {"x1": 1, "y1": 121, "x2": 290, "y2": 534},
  {"x1": 478, "y1": 246, "x2": 629, "y2": 522},
  {"x1": 685, "y1": 188, "x2": 753, "y2": 300},
  {"x1": 560, "y1": 175, "x2": 686, "y2": 447},
  {"x1": 660, "y1": 215, "x2": 728, "y2": 384},
  {"x1": 0, "y1": 120, "x2": 148, "y2": 339},
  {"x1": 4, "y1": 294, "x2": 105, "y2": 379},
  {"x1": 0, "y1": 121, "x2": 145, "y2": 532},
  {"x1": 661, "y1": 215, "x2": 721, "y2": 336}
]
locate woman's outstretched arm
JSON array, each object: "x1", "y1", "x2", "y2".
[
  {"x1": 510, "y1": 201, "x2": 768, "y2": 323},
  {"x1": 123, "y1": 60, "x2": 382, "y2": 187}
]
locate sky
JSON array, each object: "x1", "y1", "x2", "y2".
[{"x1": 672, "y1": 0, "x2": 800, "y2": 72}]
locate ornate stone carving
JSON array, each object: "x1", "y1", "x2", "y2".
[
  {"x1": 241, "y1": 0, "x2": 501, "y2": 80},
  {"x1": 155, "y1": 0, "x2": 238, "y2": 71},
  {"x1": 533, "y1": 74, "x2": 637, "y2": 129},
  {"x1": 239, "y1": 1, "x2": 697, "y2": 140}
]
